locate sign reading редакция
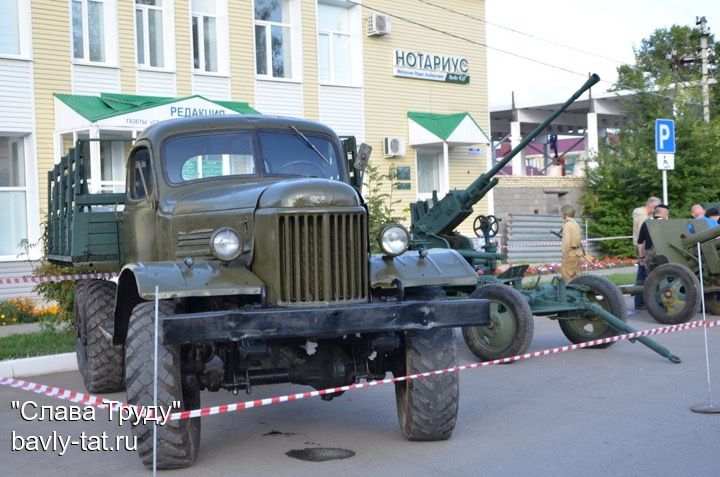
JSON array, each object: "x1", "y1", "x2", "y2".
[{"x1": 393, "y1": 49, "x2": 469, "y2": 84}]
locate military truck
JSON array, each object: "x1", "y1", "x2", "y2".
[{"x1": 47, "y1": 116, "x2": 491, "y2": 469}]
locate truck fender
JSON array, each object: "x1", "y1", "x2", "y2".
[
  {"x1": 370, "y1": 248, "x2": 478, "y2": 290},
  {"x1": 112, "y1": 261, "x2": 264, "y2": 345}
]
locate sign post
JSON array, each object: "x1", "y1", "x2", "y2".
[{"x1": 655, "y1": 119, "x2": 676, "y2": 206}]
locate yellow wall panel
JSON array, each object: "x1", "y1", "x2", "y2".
[
  {"x1": 31, "y1": 1, "x2": 72, "y2": 215},
  {"x1": 175, "y1": 1, "x2": 192, "y2": 96},
  {"x1": 301, "y1": 0, "x2": 319, "y2": 119},
  {"x1": 118, "y1": 0, "x2": 136, "y2": 93},
  {"x1": 228, "y1": 0, "x2": 255, "y2": 103},
  {"x1": 362, "y1": 0, "x2": 488, "y2": 236}
]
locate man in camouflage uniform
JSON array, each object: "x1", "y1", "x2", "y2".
[{"x1": 560, "y1": 204, "x2": 583, "y2": 283}]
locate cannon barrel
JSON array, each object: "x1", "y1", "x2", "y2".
[
  {"x1": 457, "y1": 73, "x2": 600, "y2": 209},
  {"x1": 410, "y1": 74, "x2": 600, "y2": 248},
  {"x1": 681, "y1": 222, "x2": 720, "y2": 248}
]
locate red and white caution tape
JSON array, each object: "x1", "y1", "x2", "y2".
[
  {"x1": 2, "y1": 319, "x2": 718, "y2": 421},
  {"x1": 0, "y1": 272, "x2": 117, "y2": 286}
]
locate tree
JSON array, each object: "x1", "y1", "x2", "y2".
[{"x1": 582, "y1": 24, "x2": 720, "y2": 257}]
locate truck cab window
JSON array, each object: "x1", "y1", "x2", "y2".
[
  {"x1": 259, "y1": 131, "x2": 341, "y2": 180},
  {"x1": 129, "y1": 148, "x2": 154, "y2": 200},
  {"x1": 164, "y1": 132, "x2": 256, "y2": 184}
]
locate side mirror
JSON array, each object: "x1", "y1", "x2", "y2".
[{"x1": 355, "y1": 143, "x2": 372, "y2": 171}]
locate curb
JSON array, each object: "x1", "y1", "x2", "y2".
[{"x1": 0, "y1": 352, "x2": 78, "y2": 378}]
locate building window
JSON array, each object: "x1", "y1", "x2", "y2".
[
  {"x1": 416, "y1": 151, "x2": 442, "y2": 200},
  {"x1": 135, "y1": 0, "x2": 165, "y2": 68},
  {"x1": 0, "y1": 137, "x2": 28, "y2": 256},
  {"x1": 254, "y1": 0, "x2": 293, "y2": 79},
  {"x1": 191, "y1": 0, "x2": 220, "y2": 72},
  {"x1": 1, "y1": 0, "x2": 31, "y2": 58},
  {"x1": 72, "y1": 0, "x2": 109, "y2": 62},
  {"x1": 0, "y1": 0, "x2": 20, "y2": 55},
  {"x1": 318, "y1": 2, "x2": 352, "y2": 84}
]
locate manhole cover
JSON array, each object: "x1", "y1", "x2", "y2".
[{"x1": 285, "y1": 447, "x2": 355, "y2": 462}]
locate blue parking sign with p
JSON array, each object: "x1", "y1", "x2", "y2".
[{"x1": 655, "y1": 119, "x2": 675, "y2": 154}]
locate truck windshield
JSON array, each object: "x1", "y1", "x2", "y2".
[
  {"x1": 164, "y1": 132, "x2": 256, "y2": 184},
  {"x1": 258, "y1": 131, "x2": 341, "y2": 180}
]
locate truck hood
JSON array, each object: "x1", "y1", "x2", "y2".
[{"x1": 166, "y1": 178, "x2": 361, "y2": 215}]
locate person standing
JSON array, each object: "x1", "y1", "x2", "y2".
[
  {"x1": 560, "y1": 204, "x2": 583, "y2": 283},
  {"x1": 687, "y1": 204, "x2": 717, "y2": 232},
  {"x1": 632, "y1": 197, "x2": 660, "y2": 310}
]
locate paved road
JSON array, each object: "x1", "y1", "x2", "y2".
[{"x1": 2, "y1": 297, "x2": 719, "y2": 476}]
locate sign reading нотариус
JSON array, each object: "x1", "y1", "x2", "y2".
[{"x1": 393, "y1": 49, "x2": 470, "y2": 84}]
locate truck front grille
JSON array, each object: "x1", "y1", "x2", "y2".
[{"x1": 278, "y1": 212, "x2": 368, "y2": 304}]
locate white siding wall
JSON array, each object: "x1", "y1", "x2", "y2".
[
  {"x1": 192, "y1": 75, "x2": 231, "y2": 99},
  {"x1": 137, "y1": 70, "x2": 177, "y2": 97},
  {"x1": 255, "y1": 80, "x2": 303, "y2": 117},
  {"x1": 72, "y1": 65, "x2": 121, "y2": 95},
  {"x1": 319, "y1": 85, "x2": 364, "y2": 139},
  {"x1": 0, "y1": 59, "x2": 34, "y2": 132},
  {"x1": 0, "y1": 261, "x2": 39, "y2": 300}
]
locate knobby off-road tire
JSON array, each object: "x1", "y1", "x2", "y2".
[
  {"x1": 462, "y1": 284, "x2": 534, "y2": 361},
  {"x1": 74, "y1": 279, "x2": 124, "y2": 393},
  {"x1": 395, "y1": 286, "x2": 458, "y2": 441},
  {"x1": 125, "y1": 301, "x2": 201, "y2": 469},
  {"x1": 560, "y1": 275, "x2": 626, "y2": 348},
  {"x1": 643, "y1": 263, "x2": 700, "y2": 325}
]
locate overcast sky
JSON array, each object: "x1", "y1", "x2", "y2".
[{"x1": 486, "y1": 1, "x2": 720, "y2": 109}]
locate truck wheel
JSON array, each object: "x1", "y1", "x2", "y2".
[
  {"x1": 643, "y1": 263, "x2": 700, "y2": 324},
  {"x1": 125, "y1": 301, "x2": 201, "y2": 469},
  {"x1": 560, "y1": 275, "x2": 626, "y2": 348},
  {"x1": 395, "y1": 286, "x2": 458, "y2": 441},
  {"x1": 74, "y1": 280, "x2": 124, "y2": 393},
  {"x1": 462, "y1": 284, "x2": 534, "y2": 360}
]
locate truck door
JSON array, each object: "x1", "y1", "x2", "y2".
[{"x1": 123, "y1": 146, "x2": 157, "y2": 263}]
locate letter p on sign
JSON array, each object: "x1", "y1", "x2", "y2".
[{"x1": 655, "y1": 119, "x2": 676, "y2": 154}]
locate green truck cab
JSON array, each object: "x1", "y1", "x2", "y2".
[{"x1": 48, "y1": 115, "x2": 489, "y2": 469}]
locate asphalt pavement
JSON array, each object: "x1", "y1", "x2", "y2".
[{"x1": 2, "y1": 296, "x2": 719, "y2": 477}]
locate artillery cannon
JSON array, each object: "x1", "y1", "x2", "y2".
[
  {"x1": 621, "y1": 217, "x2": 720, "y2": 324},
  {"x1": 408, "y1": 73, "x2": 681, "y2": 364}
]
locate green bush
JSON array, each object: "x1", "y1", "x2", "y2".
[
  {"x1": 32, "y1": 262, "x2": 93, "y2": 331},
  {"x1": 363, "y1": 163, "x2": 407, "y2": 253}
]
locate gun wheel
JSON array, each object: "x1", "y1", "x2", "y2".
[
  {"x1": 559, "y1": 275, "x2": 626, "y2": 347},
  {"x1": 462, "y1": 284, "x2": 534, "y2": 360},
  {"x1": 643, "y1": 263, "x2": 700, "y2": 324}
]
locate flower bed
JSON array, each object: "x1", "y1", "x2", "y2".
[
  {"x1": 502, "y1": 257, "x2": 637, "y2": 277},
  {"x1": 0, "y1": 298, "x2": 58, "y2": 326}
]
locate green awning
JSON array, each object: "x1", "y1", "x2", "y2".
[
  {"x1": 54, "y1": 92, "x2": 259, "y2": 122},
  {"x1": 408, "y1": 111, "x2": 490, "y2": 145}
]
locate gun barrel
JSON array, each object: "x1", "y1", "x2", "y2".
[
  {"x1": 461, "y1": 73, "x2": 600, "y2": 207},
  {"x1": 682, "y1": 223, "x2": 720, "y2": 248}
]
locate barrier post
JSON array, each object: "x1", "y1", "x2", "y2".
[
  {"x1": 691, "y1": 242, "x2": 720, "y2": 413},
  {"x1": 153, "y1": 286, "x2": 159, "y2": 474}
]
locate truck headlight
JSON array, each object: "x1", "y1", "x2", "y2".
[
  {"x1": 379, "y1": 224, "x2": 410, "y2": 257},
  {"x1": 210, "y1": 227, "x2": 242, "y2": 261}
]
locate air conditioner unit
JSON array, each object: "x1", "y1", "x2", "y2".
[
  {"x1": 383, "y1": 136, "x2": 405, "y2": 157},
  {"x1": 368, "y1": 13, "x2": 391, "y2": 36}
]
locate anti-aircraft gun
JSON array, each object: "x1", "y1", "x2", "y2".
[
  {"x1": 621, "y1": 215, "x2": 720, "y2": 324},
  {"x1": 407, "y1": 74, "x2": 681, "y2": 364}
]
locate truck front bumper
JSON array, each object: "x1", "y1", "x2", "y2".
[{"x1": 162, "y1": 298, "x2": 489, "y2": 345}]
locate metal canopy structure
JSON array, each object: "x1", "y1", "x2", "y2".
[
  {"x1": 490, "y1": 90, "x2": 639, "y2": 139},
  {"x1": 490, "y1": 90, "x2": 646, "y2": 176}
]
